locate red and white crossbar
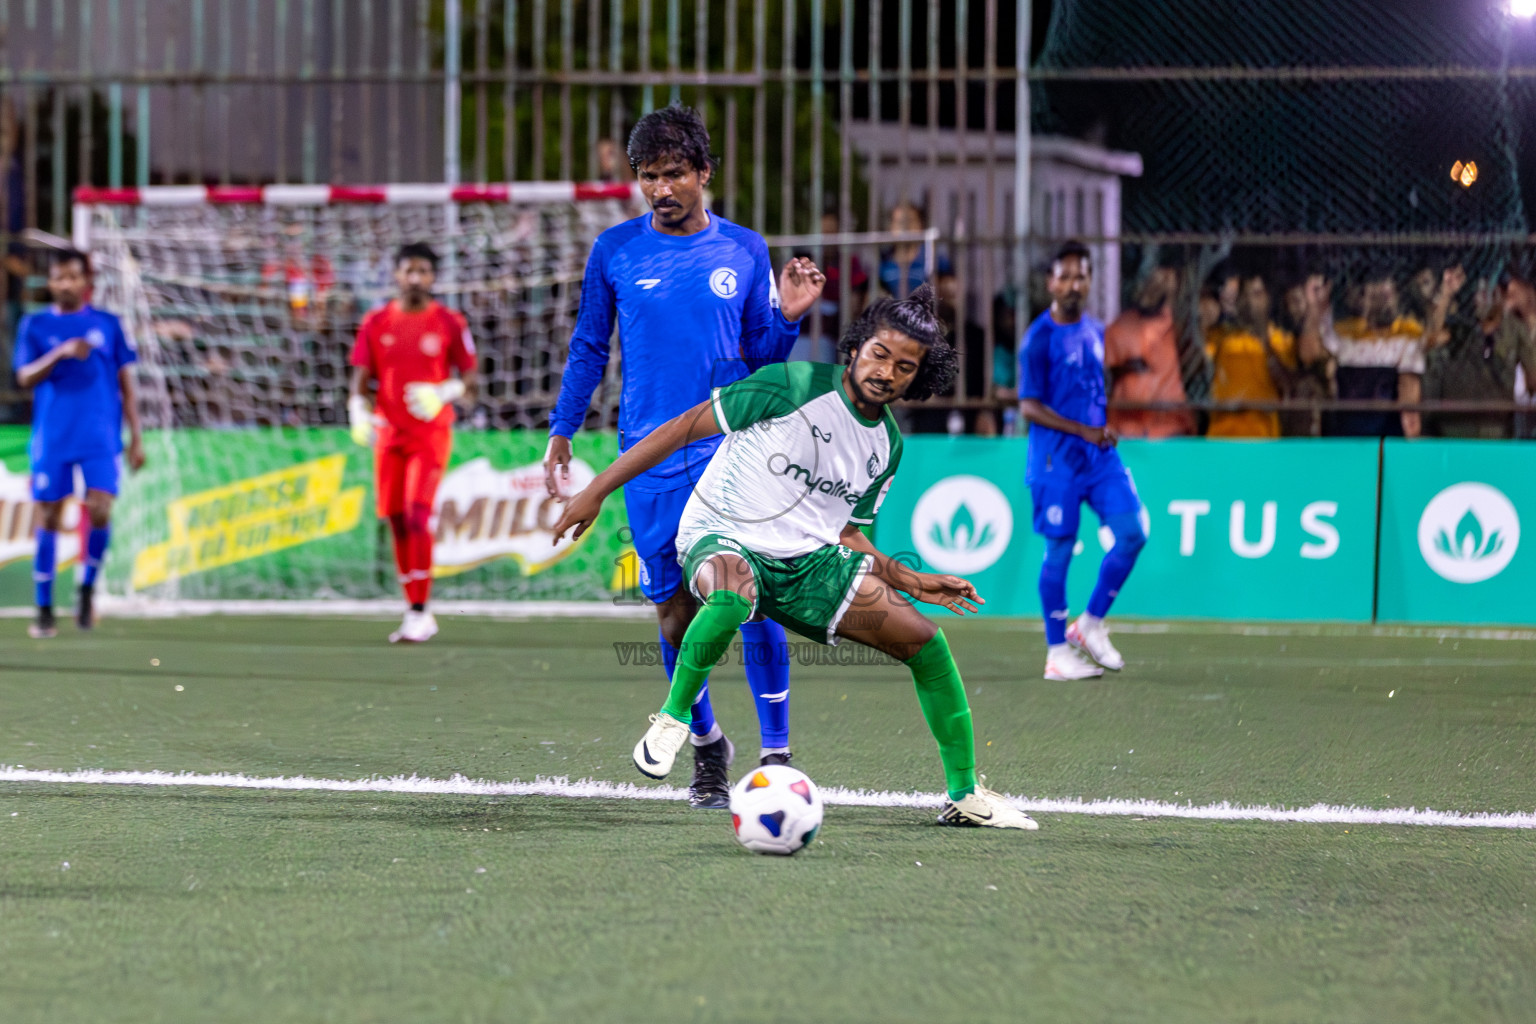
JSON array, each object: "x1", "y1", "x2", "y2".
[{"x1": 73, "y1": 182, "x2": 638, "y2": 206}]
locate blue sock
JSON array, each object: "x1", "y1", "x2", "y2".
[
  {"x1": 1039, "y1": 535, "x2": 1075, "y2": 646},
  {"x1": 34, "y1": 530, "x2": 56, "y2": 608},
  {"x1": 84, "y1": 526, "x2": 111, "y2": 586},
  {"x1": 1087, "y1": 512, "x2": 1147, "y2": 619},
  {"x1": 660, "y1": 628, "x2": 717, "y2": 738},
  {"x1": 739, "y1": 619, "x2": 790, "y2": 749}
]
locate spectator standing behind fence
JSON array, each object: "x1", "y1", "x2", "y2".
[
  {"x1": 1274, "y1": 273, "x2": 1335, "y2": 437},
  {"x1": 1323, "y1": 266, "x2": 1450, "y2": 439},
  {"x1": 1203, "y1": 272, "x2": 1299, "y2": 438},
  {"x1": 878, "y1": 201, "x2": 950, "y2": 299},
  {"x1": 1425, "y1": 267, "x2": 1536, "y2": 439},
  {"x1": 1510, "y1": 275, "x2": 1536, "y2": 438},
  {"x1": 992, "y1": 288, "x2": 1023, "y2": 435},
  {"x1": 1105, "y1": 264, "x2": 1195, "y2": 438}
]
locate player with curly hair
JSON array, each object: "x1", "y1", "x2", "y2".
[{"x1": 552, "y1": 285, "x2": 1039, "y2": 830}]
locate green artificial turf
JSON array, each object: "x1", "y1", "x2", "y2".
[{"x1": 1, "y1": 615, "x2": 1534, "y2": 1023}]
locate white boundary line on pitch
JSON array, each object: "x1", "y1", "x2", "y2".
[
  {"x1": 2, "y1": 767, "x2": 1532, "y2": 830},
  {"x1": 1, "y1": 600, "x2": 1533, "y2": 641},
  {"x1": 0, "y1": 599, "x2": 657, "y2": 621}
]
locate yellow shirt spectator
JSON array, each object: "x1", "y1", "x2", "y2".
[{"x1": 1205, "y1": 323, "x2": 1297, "y2": 438}]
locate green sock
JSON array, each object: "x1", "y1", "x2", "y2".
[
  {"x1": 659, "y1": 590, "x2": 754, "y2": 723},
  {"x1": 903, "y1": 630, "x2": 979, "y2": 802}
]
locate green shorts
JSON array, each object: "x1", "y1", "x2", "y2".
[{"x1": 682, "y1": 534, "x2": 874, "y2": 646}]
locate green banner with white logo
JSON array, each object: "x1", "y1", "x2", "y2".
[
  {"x1": 1377, "y1": 439, "x2": 1535, "y2": 624},
  {"x1": 875, "y1": 437, "x2": 1381, "y2": 622}
]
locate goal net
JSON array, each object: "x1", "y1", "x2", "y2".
[{"x1": 72, "y1": 183, "x2": 640, "y2": 607}]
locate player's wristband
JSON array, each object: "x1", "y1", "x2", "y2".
[{"x1": 438, "y1": 379, "x2": 466, "y2": 404}]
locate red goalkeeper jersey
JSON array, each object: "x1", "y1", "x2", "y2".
[{"x1": 350, "y1": 300, "x2": 476, "y2": 444}]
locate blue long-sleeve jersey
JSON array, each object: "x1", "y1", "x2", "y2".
[{"x1": 549, "y1": 211, "x2": 800, "y2": 492}]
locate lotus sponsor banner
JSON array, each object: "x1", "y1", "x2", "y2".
[
  {"x1": 876, "y1": 437, "x2": 1380, "y2": 621},
  {"x1": 1377, "y1": 440, "x2": 1535, "y2": 624},
  {"x1": 910, "y1": 474, "x2": 1015, "y2": 576}
]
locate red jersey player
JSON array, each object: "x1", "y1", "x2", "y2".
[{"x1": 348, "y1": 242, "x2": 478, "y2": 643}]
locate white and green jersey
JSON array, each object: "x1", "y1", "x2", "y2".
[{"x1": 678, "y1": 362, "x2": 903, "y2": 559}]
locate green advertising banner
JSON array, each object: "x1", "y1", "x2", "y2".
[
  {"x1": 3, "y1": 423, "x2": 1529, "y2": 625},
  {"x1": 874, "y1": 437, "x2": 1381, "y2": 622},
  {"x1": 0, "y1": 426, "x2": 633, "y2": 606},
  {"x1": 0, "y1": 426, "x2": 38, "y2": 606},
  {"x1": 1377, "y1": 440, "x2": 1536, "y2": 625}
]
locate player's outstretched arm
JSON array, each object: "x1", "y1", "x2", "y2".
[
  {"x1": 549, "y1": 399, "x2": 722, "y2": 542},
  {"x1": 15, "y1": 338, "x2": 91, "y2": 389},
  {"x1": 119, "y1": 366, "x2": 146, "y2": 472},
  {"x1": 838, "y1": 523, "x2": 984, "y2": 616},
  {"x1": 1019, "y1": 398, "x2": 1117, "y2": 448},
  {"x1": 546, "y1": 243, "x2": 617, "y2": 494}
]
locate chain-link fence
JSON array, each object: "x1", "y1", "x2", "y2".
[{"x1": 4, "y1": 0, "x2": 1536, "y2": 437}]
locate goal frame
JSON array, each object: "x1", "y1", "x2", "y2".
[{"x1": 71, "y1": 181, "x2": 640, "y2": 250}]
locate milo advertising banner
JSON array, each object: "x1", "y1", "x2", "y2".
[
  {"x1": 0, "y1": 428, "x2": 87, "y2": 601},
  {"x1": 0, "y1": 427, "x2": 631, "y2": 605},
  {"x1": 875, "y1": 437, "x2": 1381, "y2": 622},
  {"x1": 1376, "y1": 439, "x2": 1535, "y2": 625}
]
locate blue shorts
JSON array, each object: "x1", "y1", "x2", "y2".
[
  {"x1": 1028, "y1": 447, "x2": 1141, "y2": 539},
  {"x1": 624, "y1": 485, "x2": 693, "y2": 603},
  {"x1": 31, "y1": 454, "x2": 120, "y2": 502}
]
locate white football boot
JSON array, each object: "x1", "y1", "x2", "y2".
[
  {"x1": 632, "y1": 712, "x2": 691, "y2": 780},
  {"x1": 939, "y1": 780, "x2": 1039, "y2": 830},
  {"x1": 1044, "y1": 643, "x2": 1104, "y2": 681},
  {"x1": 388, "y1": 609, "x2": 439, "y2": 644},
  {"x1": 1067, "y1": 614, "x2": 1124, "y2": 671}
]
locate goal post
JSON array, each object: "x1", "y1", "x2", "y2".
[{"x1": 60, "y1": 182, "x2": 641, "y2": 608}]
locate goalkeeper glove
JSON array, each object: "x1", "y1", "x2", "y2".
[
  {"x1": 404, "y1": 378, "x2": 466, "y2": 422},
  {"x1": 348, "y1": 395, "x2": 376, "y2": 447}
]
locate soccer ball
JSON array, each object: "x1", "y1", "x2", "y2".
[{"x1": 729, "y1": 764, "x2": 824, "y2": 856}]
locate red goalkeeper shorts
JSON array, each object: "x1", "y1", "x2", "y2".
[{"x1": 375, "y1": 429, "x2": 451, "y2": 518}]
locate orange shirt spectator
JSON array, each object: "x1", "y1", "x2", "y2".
[{"x1": 1105, "y1": 271, "x2": 1195, "y2": 438}]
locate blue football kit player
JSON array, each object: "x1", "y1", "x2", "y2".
[
  {"x1": 1019, "y1": 241, "x2": 1147, "y2": 680},
  {"x1": 13, "y1": 249, "x2": 145, "y2": 638},
  {"x1": 544, "y1": 104, "x2": 825, "y2": 807}
]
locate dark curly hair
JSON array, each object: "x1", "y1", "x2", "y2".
[
  {"x1": 836, "y1": 283, "x2": 958, "y2": 402},
  {"x1": 626, "y1": 104, "x2": 719, "y2": 176}
]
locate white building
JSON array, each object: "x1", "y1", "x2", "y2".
[{"x1": 847, "y1": 123, "x2": 1143, "y2": 322}]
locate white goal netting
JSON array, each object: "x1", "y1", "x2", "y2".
[
  {"x1": 70, "y1": 184, "x2": 639, "y2": 604},
  {"x1": 78, "y1": 184, "x2": 638, "y2": 433}
]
